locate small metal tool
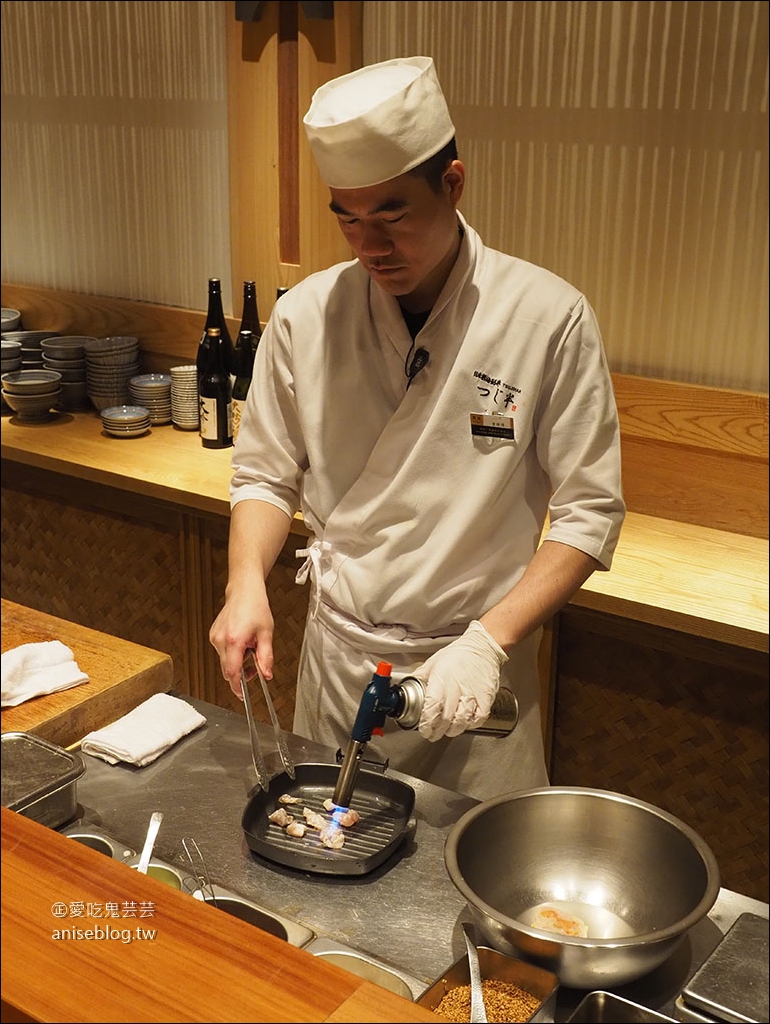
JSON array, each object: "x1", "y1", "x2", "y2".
[
  {"x1": 241, "y1": 657, "x2": 270, "y2": 790},
  {"x1": 252, "y1": 654, "x2": 295, "y2": 781},
  {"x1": 463, "y1": 923, "x2": 488, "y2": 1024},
  {"x1": 136, "y1": 811, "x2": 163, "y2": 875},
  {"x1": 181, "y1": 836, "x2": 217, "y2": 907}
]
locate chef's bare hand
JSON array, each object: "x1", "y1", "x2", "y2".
[
  {"x1": 414, "y1": 620, "x2": 508, "y2": 741},
  {"x1": 209, "y1": 588, "x2": 274, "y2": 699}
]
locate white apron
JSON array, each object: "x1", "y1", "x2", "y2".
[{"x1": 293, "y1": 557, "x2": 549, "y2": 802}]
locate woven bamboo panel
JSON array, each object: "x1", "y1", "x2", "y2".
[
  {"x1": 552, "y1": 618, "x2": 769, "y2": 903},
  {"x1": 204, "y1": 521, "x2": 308, "y2": 727},
  {"x1": 1, "y1": 485, "x2": 188, "y2": 691}
]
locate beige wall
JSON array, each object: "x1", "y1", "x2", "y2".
[
  {"x1": 1, "y1": 0, "x2": 767, "y2": 391},
  {"x1": 0, "y1": 0, "x2": 233, "y2": 314},
  {"x1": 364, "y1": 1, "x2": 769, "y2": 392}
]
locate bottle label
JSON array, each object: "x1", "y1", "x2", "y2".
[
  {"x1": 233, "y1": 398, "x2": 250, "y2": 441},
  {"x1": 199, "y1": 394, "x2": 232, "y2": 442}
]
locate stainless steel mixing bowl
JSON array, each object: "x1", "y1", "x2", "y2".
[{"x1": 444, "y1": 787, "x2": 720, "y2": 989}]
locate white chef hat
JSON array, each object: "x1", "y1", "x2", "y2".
[{"x1": 303, "y1": 56, "x2": 455, "y2": 189}]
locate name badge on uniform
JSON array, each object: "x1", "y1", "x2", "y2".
[{"x1": 470, "y1": 412, "x2": 515, "y2": 440}]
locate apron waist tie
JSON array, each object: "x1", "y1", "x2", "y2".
[{"x1": 295, "y1": 539, "x2": 331, "y2": 617}]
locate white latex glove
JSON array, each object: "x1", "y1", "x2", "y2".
[{"x1": 415, "y1": 621, "x2": 508, "y2": 741}]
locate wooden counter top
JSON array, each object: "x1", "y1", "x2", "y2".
[
  {"x1": 1, "y1": 408, "x2": 235, "y2": 518},
  {"x1": 0, "y1": 807, "x2": 439, "y2": 1023},
  {"x1": 0, "y1": 408, "x2": 309, "y2": 533},
  {"x1": 1, "y1": 600, "x2": 174, "y2": 747},
  {"x1": 2, "y1": 410, "x2": 766, "y2": 652}
]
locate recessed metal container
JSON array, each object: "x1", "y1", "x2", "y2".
[
  {"x1": 566, "y1": 990, "x2": 677, "y2": 1022},
  {"x1": 307, "y1": 937, "x2": 425, "y2": 1000},
  {"x1": 60, "y1": 822, "x2": 136, "y2": 860},
  {"x1": 202, "y1": 886, "x2": 315, "y2": 948},
  {"x1": 1, "y1": 732, "x2": 85, "y2": 829},
  {"x1": 417, "y1": 945, "x2": 558, "y2": 1022}
]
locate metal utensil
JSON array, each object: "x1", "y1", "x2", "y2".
[
  {"x1": 136, "y1": 811, "x2": 163, "y2": 875},
  {"x1": 181, "y1": 836, "x2": 217, "y2": 907},
  {"x1": 252, "y1": 656, "x2": 295, "y2": 780},
  {"x1": 241, "y1": 656, "x2": 270, "y2": 790},
  {"x1": 463, "y1": 923, "x2": 488, "y2": 1024}
]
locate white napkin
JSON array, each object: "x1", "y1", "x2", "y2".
[
  {"x1": 80, "y1": 693, "x2": 206, "y2": 767},
  {"x1": 1, "y1": 640, "x2": 89, "y2": 708}
]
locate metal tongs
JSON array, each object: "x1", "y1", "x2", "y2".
[
  {"x1": 181, "y1": 836, "x2": 218, "y2": 907},
  {"x1": 241, "y1": 648, "x2": 295, "y2": 790}
]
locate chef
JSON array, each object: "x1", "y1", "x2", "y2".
[{"x1": 210, "y1": 56, "x2": 625, "y2": 801}]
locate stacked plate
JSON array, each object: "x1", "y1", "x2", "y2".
[
  {"x1": 170, "y1": 364, "x2": 199, "y2": 430},
  {"x1": 85, "y1": 336, "x2": 141, "y2": 412},
  {"x1": 3, "y1": 330, "x2": 59, "y2": 369},
  {"x1": 129, "y1": 374, "x2": 172, "y2": 425},
  {"x1": 1, "y1": 368, "x2": 62, "y2": 422},
  {"x1": 41, "y1": 336, "x2": 90, "y2": 412},
  {"x1": 100, "y1": 404, "x2": 151, "y2": 438}
]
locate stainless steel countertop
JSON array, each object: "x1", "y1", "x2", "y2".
[{"x1": 69, "y1": 695, "x2": 768, "y2": 1021}]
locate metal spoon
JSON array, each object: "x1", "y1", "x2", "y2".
[
  {"x1": 463, "y1": 923, "x2": 488, "y2": 1024},
  {"x1": 136, "y1": 811, "x2": 163, "y2": 875}
]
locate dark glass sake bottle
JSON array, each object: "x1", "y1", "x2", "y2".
[
  {"x1": 238, "y1": 280, "x2": 262, "y2": 355},
  {"x1": 204, "y1": 277, "x2": 235, "y2": 377},
  {"x1": 197, "y1": 327, "x2": 233, "y2": 449},
  {"x1": 231, "y1": 329, "x2": 256, "y2": 442}
]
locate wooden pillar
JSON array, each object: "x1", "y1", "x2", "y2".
[{"x1": 225, "y1": 1, "x2": 362, "y2": 321}]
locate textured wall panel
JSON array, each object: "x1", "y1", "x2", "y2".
[
  {"x1": 1, "y1": 485, "x2": 189, "y2": 692},
  {"x1": 552, "y1": 613, "x2": 769, "y2": 902},
  {"x1": 364, "y1": 0, "x2": 768, "y2": 391},
  {"x1": 0, "y1": 0, "x2": 231, "y2": 312}
]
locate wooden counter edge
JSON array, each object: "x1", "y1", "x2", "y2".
[
  {"x1": 0, "y1": 807, "x2": 438, "y2": 1024},
  {"x1": 1, "y1": 600, "x2": 176, "y2": 746}
]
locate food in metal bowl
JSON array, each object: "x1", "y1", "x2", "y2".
[{"x1": 444, "y1": 786, "x2": 720, "y2": 989}]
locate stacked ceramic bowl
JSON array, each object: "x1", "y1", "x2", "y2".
[
  {"x1": 128, "y1": 373, "x2": 172, "y2": 425},
  {"x1": 85, "y1": 336, "x2": 141, "y2": 412},
  {"x1": 100, "y1": 404, "x2": 151, "y2": 438},
  {"x1": 3, "y1": 330, "x2": 59, "y2": 369},
  {"x1": 1, "y1": 308, "x2": 22, "y2": 332},
  {"x1": 1, "y1": 368, "x2": 62, "y2": 422},
  {"x1": 170, "y1": 364, "x2": 199, "y2": 430},
  {"x1": 1, "y1": 340, "x2": 23, "y2": 413},
  {"x1": 2, "y1": 339, "x2": 22, "y2": 374},
  {"x1": 41, "y1": 336, "x2": 91, "y2": 412}
]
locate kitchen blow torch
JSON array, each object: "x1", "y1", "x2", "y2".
[
  {"x1": 332, "y1": 660, "x2": 403, "y2": 809},
  {"x1": 332, "y1": 660, "x2": 519, "y2": 809}
]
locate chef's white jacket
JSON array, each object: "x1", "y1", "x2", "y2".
[{"x1": 231, "y1": 214, "x2": 625, "y2": 800}]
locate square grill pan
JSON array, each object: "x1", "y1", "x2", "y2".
[{"x1": 241, "y1": 762, "x2": 416, "y2": 876}]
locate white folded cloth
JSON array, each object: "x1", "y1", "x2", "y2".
[
  {"x1": 80, "y1": 692, "x2": 207, "y2": 767},
  {"x1": 1, "y1": 640, "x2": 90, "y2": 708}
]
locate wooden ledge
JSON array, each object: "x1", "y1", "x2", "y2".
[
  {"x1": 2, "y1": 409, "x2": 766, "y2": 653},
  {"x1": 572, "y1": 513, "x2": 768, "y2": 653}
]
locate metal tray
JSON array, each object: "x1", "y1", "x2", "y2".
[
  {"x1": 681, "y1": 913, "x2": 769, "y2": 1023},
  {"x1": 417, "y1": 945, "x2": 558, "y2": 1023},
  {"x1": 241, "y1": 762, "x2": 416, "y2": 876},
  {"x1": 1, "y1": 731, "x2": 85, "y2": 829}
]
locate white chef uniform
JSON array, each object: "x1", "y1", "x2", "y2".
[{"x1": 231, "y1": 213, "x2": 625, "y2": 801}]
